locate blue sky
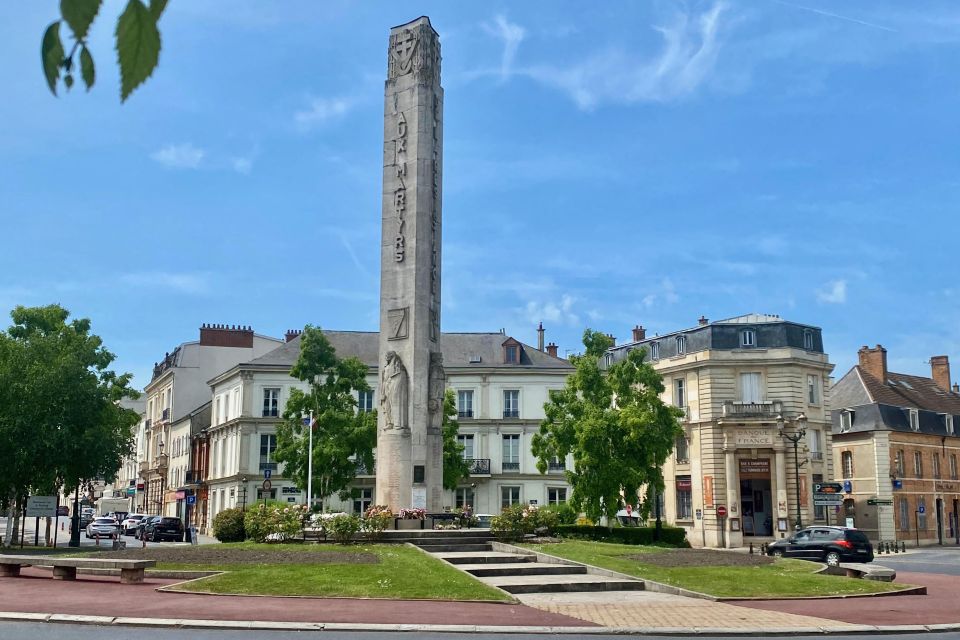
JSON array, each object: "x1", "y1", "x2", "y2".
[{"x1": 1, "y1": 1, "x2": 959, "y2": 388}]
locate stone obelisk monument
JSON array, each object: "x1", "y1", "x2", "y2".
[{"x1": 376, "y1": 17, "x2": 444, "y2": 513}]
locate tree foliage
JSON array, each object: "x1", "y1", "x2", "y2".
[
  {"x1": 273, "y1": 326, "x2": 377, "y2": 506},
  {"x1": 0, "y1": 305, "x2": 140, "y2": 543},
  {"x1": 441, "y1": 389, "x2": 471, "y2": 491},
  {"x1": 41, "y1": 0, "x2": 168, "y2": 101},
  {"x1": 532, "y1": 329, "x2": 683, "y2": 525}
]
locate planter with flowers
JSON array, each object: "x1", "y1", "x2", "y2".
[{"x1": 395, "y1": 507, "x2": 431, "y2": 529}]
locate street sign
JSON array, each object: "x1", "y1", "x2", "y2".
[
  {"x1": 867, "y1": 498, "x2": 893, "y2": 506},
  {"x1": 814, "y1": 495, "x2": 843, "y2": 507},
  {"x1": 717, "y1": 505, "x2": 728, "y2": 518},
  {"x1": 918, "y1": 504, "x2": 925, "y2": 514},
  {"x1": 262, "y1": 480, "x2": 272, "y2": 492},
  {"x1": 186, "y1": 495, "x2": 196, "y2": 505},
  {"x1": 263, "y1": 469, "x2": 272, "y2": 480},
  {"x1": 25, "y1": 496, "x2": 57, "y2": 518},
  {"x1": 813, "y1": 482, "x2": 843, "y2": 494}
]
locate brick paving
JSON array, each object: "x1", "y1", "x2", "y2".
[{"x1": 518, "y1": 591, "x2": 856, "y2": 629}]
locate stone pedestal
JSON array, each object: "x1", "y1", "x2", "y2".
[{"x1": 52, "y1": 566, "x2": 77, "y2": 580}]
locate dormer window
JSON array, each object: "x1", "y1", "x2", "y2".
[
  {"x1": 840, "y1": 410, "x2": 853, "y2": 433},
  {"x1": 650, "y1": 342, "x2": 660, "y2": 361},
  {"x1": 740, "y1": 330, "x2": 756, "y2": 348},
  {"x1": 676, "y1": 335, "x2": 687, "y2": 355},
  {"x1": 948, "y1": 415, "x2": 955, "y2": 435},
  {"x1": 909, "y1": 409, "x2": 919, "y2": 432},
  {"x1": 502, "y1": 338, "x2": 521, "y2": 364},
  {"x1": 803, "y1": 330, "x2": 814, "y2": 351}
]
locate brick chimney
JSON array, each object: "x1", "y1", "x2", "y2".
[
  {"x1": 285, "y1": 329, "x2": 303, "y2": 343},
  {"x1": 698, "y1": 315, "x2": 709, "y2": 326},
  {"x1": 931, "y1": 355, "x2": 951, "y2": 392},
  {"x1": 858, "y1": 345, "x2": 888, "y2": 382},
  {"x1": 199, "y1": 324, "x2": 254, "y2": 348},
  {"x1": 546, "y1": 342, "x2": 558, "y2": 358},
  {"x1": 537, "y1": 322, "x2": 545, "y2": 351},
  {"x1": 632, "y1": 325, "x2": 646, "y2": 342},
  {"x1": 954, "y1": 383, "x2": 959, "y2": 393}
]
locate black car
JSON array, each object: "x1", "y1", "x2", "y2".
[
  {"x1": 766, "y1": 526, "x2": 874, "y2": 566},
  {"x1": 143, "y1": 516, "x2": 185, "y2": 542},
  {"x1": 135, "y1": 516, "x2": 160, "y2": 540}
]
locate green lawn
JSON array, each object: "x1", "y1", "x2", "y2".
[
  {"x1": 520, "y1": 541, "x2": 906, "y2": 598},
  {"x1": 157, "y1": 543, "x2": 511, "y2": 601}
]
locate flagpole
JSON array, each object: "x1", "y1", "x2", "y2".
[{"x1": 307, "y1": 410, "x2": 314, "y2": 512}]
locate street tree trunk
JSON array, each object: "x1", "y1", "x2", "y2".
[{"x1": 2, "y1": 490, "x2": 15, "y2": 547}]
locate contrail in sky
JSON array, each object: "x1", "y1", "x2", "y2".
[{"x1": 771, "y1": 0, "x2": 898, "y2": 32}]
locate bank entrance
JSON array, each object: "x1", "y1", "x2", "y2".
[{"x1": 739, "y1": 458, "x2": 773, "y2": 536}]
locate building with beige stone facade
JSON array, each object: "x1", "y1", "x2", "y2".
[
  {"x1": 605, "y1": 314, "x2": 835, "y2": 548},
  {"x1": 831, "y1": 346, "x2": 960, "y2": 545}
]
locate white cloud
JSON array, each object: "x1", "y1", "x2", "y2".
[
  {"x1": 817, "y1": 279, "x2": 847, "y2": 304},
  {"x1": 119, "y1": 271, "x2": 210, "y2": 295},
  {"x1": 482, "y1": 14, "x2": 526, "y2": 79},
  {"x1": 150, "y1": 143, "x2": 205, "y2": 169},
  {"x1": 294, "y1": 97, "x2": 353, "y2": 130},
  {"x1": 497, "y1": 2, "x2": 728, "y2": 109},
  {"x1": 230, "y1": 155, "x2": 254, "y2": 175},
  {"x1": 524, "y1": 294, "x2": 580, "y2": 327}
]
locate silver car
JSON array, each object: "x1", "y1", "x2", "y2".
[{"x1": 85, "y1": 517, "x2": 119, "y2": 539}]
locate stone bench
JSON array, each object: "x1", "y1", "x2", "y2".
[
  {"x1": 0, "y1": 555, "x2": 156, "y2": 584},
  {"x1": 823, "y1": 562, "x2": 896, "y2": 582}
]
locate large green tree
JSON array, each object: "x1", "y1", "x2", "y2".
[
  {"x1": 441, "y1": 389, "x2": 471, "y2": 491},
  {"x1": 273, "y1": 326, "x2": 376, "y2": 507},
  {"x1": 532, "y1": 329, "x2": 683, "y2": 525},
  {"x1": 0, "y1": 304, "x2": 140, "y2": 546}
]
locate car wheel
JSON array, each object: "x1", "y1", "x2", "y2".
[
  {"x1": 825, "y1": 551, "x2": 841, "y2": 566},
  {"x1": 772, "y1": 549, "x2": 784, "y2": 558}
]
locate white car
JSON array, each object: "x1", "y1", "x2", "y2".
[
  {"x1": 85, "y1": 517, "x2": 119, "y2": 539},
  {"x1": 120, "y1": 514, "x2": 148, "y2": 535}
]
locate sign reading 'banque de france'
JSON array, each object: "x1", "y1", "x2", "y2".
[{"x1": 734, "y1": 429, "x2": 774, "y2": 446}]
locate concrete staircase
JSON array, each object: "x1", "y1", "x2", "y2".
[{"x1": 408, "y1": 531, "x2": 643, "y2": 595}]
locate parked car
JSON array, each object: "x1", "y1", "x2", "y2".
[
  {"x1": 120, "y1": 514, "x2": 148, "y2": 535},
  {"x1": 766, "y1": 526, "x2": 874, "y2": 566},
  {"x1": 79, "y1": 508, "x2": 95, "y2": 528},
  {"x1": 135, "y1": 516, "x2": 160, "y2": 540},
  {"x1": 56, "y1": 506, "x2": 69, "y2": 517},
  {"x1": 85, "y1": 517, "x2": 119, "y2": 539},
  {"x1": 143, "y1": 516, "x2": 185, "y2": 542}
]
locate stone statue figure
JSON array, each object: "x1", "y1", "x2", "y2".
[
  {"x1": 380, "y1": 351, "x2": 409, "y2": 431},
  {"x1": 427, "y1": 351, "x2": 445, "y2": 429}
]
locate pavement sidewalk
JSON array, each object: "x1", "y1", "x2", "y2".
[{"x1": 1, "y1": 566, "x2": 958, "y2": 634}]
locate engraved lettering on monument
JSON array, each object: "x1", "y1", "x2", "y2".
[
  {"x1": 387, "y1": 308, "x2": 408, "y2": 340},
  {"x1": 380, "y1": 351, "x2": 408, "y2": 431}
]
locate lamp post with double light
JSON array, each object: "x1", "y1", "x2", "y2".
[{"x1": 777, "y1": 413, "x2": 807, "y2": 531}]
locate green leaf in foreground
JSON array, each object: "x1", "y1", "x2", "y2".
[
  {"x1": 41, "y1": 21, "x2": 65, "y2": 95},
  {"x1": 115, "y1": 0, "x2": 161, "y2": 102},
  {"x1": 60, "y1": 0, "x2": 102, "y2": 41},
  {"x1": 149, "y1": 0, "x2": 169, "y2": 21},
  {"x1": 80, "y1": 45, "x2": 95, "y2": 90}
]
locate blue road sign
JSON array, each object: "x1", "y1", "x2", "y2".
[
  {"x1": 186, "y1": 495, "x2": 196, "y2": 505},
  {"x1": 264, "y1": 469, "x2": 272, "y2": 480},
  {"x1": 918, "y1": 504, "x2": 925, "y2": 514}
]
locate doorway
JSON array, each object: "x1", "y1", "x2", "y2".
[{"x1": 740, "y1": 478, "x2": 773, "y2": 536}]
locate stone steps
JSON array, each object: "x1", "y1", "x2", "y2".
[
  {"x1": 414, "y1": 543, "x2": 493, "y2": 553},
  {"x1": 484, "y1": 573, "x2": 644, "y2": 595},
  {"x1": 459, "y1": 562, "x2": 587, "y2": 577},
  {"x1": 436, "y1": 552, "x2": 535, "y2": 565}
]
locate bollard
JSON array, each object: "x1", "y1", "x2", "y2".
[
  {"x1": 893, "y1": 541, "x2": 899, "y2": 553},
  {"x1": 749, "y1": 543, "x2": 754, "y2": 555}
]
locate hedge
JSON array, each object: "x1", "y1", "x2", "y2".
[{"x1": 555, "y1": 524, "x2": 689, "y2": 547}]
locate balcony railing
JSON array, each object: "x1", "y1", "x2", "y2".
[
  {"x1": 502, "y1": 461, "x2": 520, "y2": 472},
  {"x1": 810, "y1": 451, "x2": 824, "y2": 461},
  {"x1": 259, "y1": 462, "x2": 278, "y2": 472},
  {"x1": 467, "y1": 458, "x2": 491, "y2": 475},
  {"x1": 184, "y1": 469, "x2": 205, "y2": 484},
  {"x1": 503, "y1": 410, "x2": 520, "y2": 419},
  {"x1": 161, "y1": 408, "x2": 170, "y2": 421},
  {"x1": 721, "y1": 400, "x2": 783, "y2": 418},
  {"x1": 548, "y1": 461, "x2": 566, "y2": 472}
]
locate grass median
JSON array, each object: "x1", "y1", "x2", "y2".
[
  {"x1": 519, "y1": 540, "x2": 907, "y2": 598},
  {"x1": 81, "y1": 542, "x2": 511, "y2": 602}
]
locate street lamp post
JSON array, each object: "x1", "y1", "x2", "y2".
[
  {"x1": 157, "y1": 441, "x2": 166, "y2": 516},
  {"x1": 777, "y1": 413, "x2": 807, "y2": 531},
  {"x1": 304, "y1": 411, "x2": 314, "y2": 512}
]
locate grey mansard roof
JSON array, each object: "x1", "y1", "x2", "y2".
[{"x1": 239, "y1": 331, "x2": 572, "y2": 372}]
